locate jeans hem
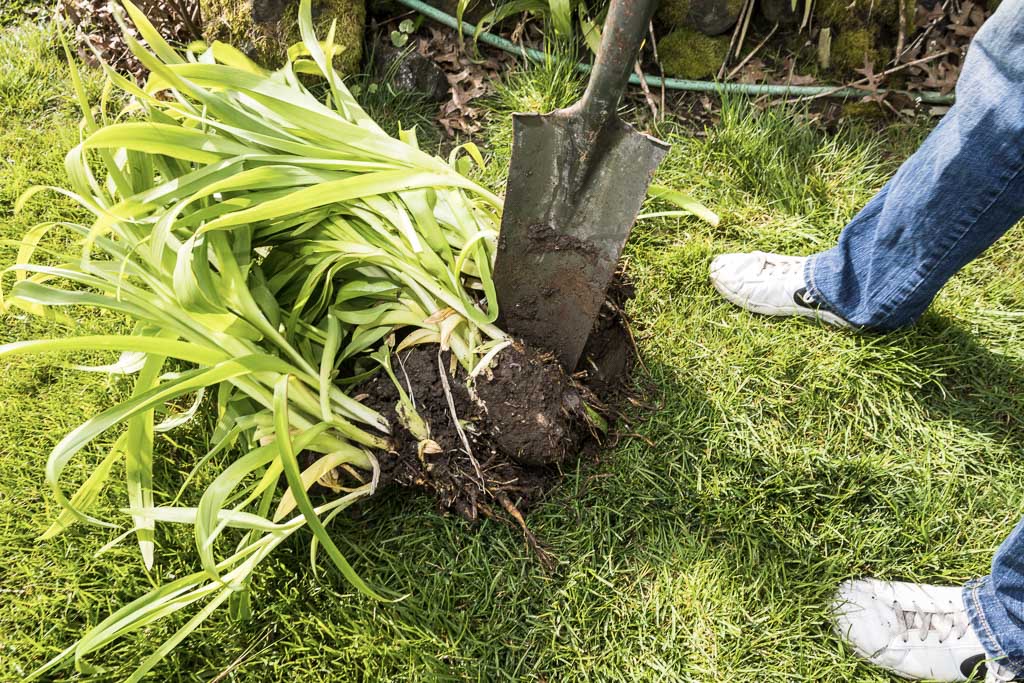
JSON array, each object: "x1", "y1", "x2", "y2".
[
  {"x1": 805, "y1": 253, "x2": 857, "y2": 327},
  {"x1": 964, "y1": 578, "x2": 1024, "y2": 677},
  {"x1": 806, "y1": 255, "x2": 872, "y2": 331}
]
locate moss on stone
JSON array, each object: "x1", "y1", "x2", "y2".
[
  {"x1": 841, "y1": 100, "x2": 888, "y2": 121},
  {"x1": 657, "y1": 0, "x2": 744, "y2": 32},
  {"x1": 656, "y1": 0, "x2": 691, "y2": 29},
  {"x1": 830, "y1": 28, "x2": 881, "y2": 73},
  {"x1": 817, "y1": 0, "x2": 874, "y2": 28},
  {"x1": 723, "y1": 0, "x2": 745, "y2": 25},
  {"x1": 658, "y1": 27, "x2": 729, "y2": 79},
  {"x1": 816, "y1": 0, "x2": 914, "y2": 32},
  {"x1": 200, "y1": 0, "x2": 364, "y2": 74}
]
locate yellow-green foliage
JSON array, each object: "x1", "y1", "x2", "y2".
[
  {"x1": 658, "y1": 27, "x2": 729, "y2": 79},
  {"x1": 200, "y1": 0, "x2": 364, "y2": 73},
  {"x1": 831, "y1": 28, "x2": 881, "y2": 73}
]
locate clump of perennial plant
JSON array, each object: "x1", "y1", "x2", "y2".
[
  {"x1": 2, "y1": 0, "x2": 708, "y2": 676},
  {"x1": 3, "y1": 0, "x2": 533, "y2": 676}
]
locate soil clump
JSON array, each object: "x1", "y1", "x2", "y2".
[{"x1": 317, "y1": 280, "x2": 637, "y2": 553}]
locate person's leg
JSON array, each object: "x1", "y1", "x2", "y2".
[
  {"x1": 964, "y1": 517, "x2": 1024, "y2": 679},
  {"x1": 806, "y1": 0, "x2": 1024, "y2": 329}
]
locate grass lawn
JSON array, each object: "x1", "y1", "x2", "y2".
[{"x1": 3, "y1": 22, "x2": 1024, "y2": 682}]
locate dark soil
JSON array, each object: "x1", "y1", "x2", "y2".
[
  {"x1": 361, "y1": 342, "x2": 589, "y2": 521},
  {"x1": 321, "y1": 280, "x2": 636, "y2": 556},
  {"x1": 577, "y1": 276, "x2": 637, "y2": 397}
]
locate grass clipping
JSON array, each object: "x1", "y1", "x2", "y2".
[{"x1": 2, "y1": 1, "x2": 518, "y2": 678}]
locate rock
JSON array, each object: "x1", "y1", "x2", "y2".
[
  {"x1": 759, "y1": 0, "x2": 800, "y2": 25},
  {"x1": 656, "y1": 0, "x2": 689, "y2": 28},
  {"x1": 657, "y1": 27, "x2": 730, "y2": 79},
  {"x1": 816, "y1": 0, "x2": 911, "y2": 31},
  {"x1": 251, "y1": 0, "x2": 286, "y2": 22},
  {"x1": 657, "y1": 0, "x2": 744, "y2": 36},
  {"x1": 689, "y1": 0, "x2": 743, "y2": 35},
  {"x1": 200, "y1": 0, "x2": 365, "y2": 73},
  {"x1": 372, "y1": 43, "x2": 449, "y2": 102}
]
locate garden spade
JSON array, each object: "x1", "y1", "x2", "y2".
[{"x1": 492, "y1": 0, "x2": 669, "y2": 371}]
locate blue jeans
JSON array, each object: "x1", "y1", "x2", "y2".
[
  {"x1": 806, "y1": 0, "x2": 1024, "y2": 330},
  {"x1": 806, "y1": 0, "x2": 1024, "y2": 673}
]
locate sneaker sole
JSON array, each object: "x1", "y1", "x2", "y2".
[{"x1": 711, "y1": 277, "x2": 852, "y2": 329}]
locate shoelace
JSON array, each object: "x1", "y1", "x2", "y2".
[
  {"x1": 758, "y1": 257, "x2": 803, "y2": 277},
  {"x1": 894, "y1": 600, "x2": 972, "y2": 644}
]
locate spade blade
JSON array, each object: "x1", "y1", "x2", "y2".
[{"x1": 492, "y1": 110, "x2": 669, "y2": 370}]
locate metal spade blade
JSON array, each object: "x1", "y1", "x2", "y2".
[{"x1": 492, "y1": 0, "x2": 669, "y2": 370}]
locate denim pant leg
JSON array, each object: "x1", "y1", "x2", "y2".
[
  {"x1": 805, "y1": 0, "x2": 1024, "y2": 329},
  {"x1": 964, "y1": 515, "x2": 1024, "y2": 676}
]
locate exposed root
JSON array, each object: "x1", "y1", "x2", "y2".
[
  {"x1": 354, "y1": 343, "x2": 589, "y2": 533},
  {"x1": 496, "y1": 491, "x2": 554, "y2": 572},
  {"x1": 436, "y1": 348, "x2": 484, "y2": 491}
]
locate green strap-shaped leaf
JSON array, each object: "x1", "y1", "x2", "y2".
[
  {"x1": 646, "y1": 184, "x2": 721, "y2": 226},
  {"x1": 0, "y1": 335, "x2": 228, "y2": 366},
  {"x1": 39, "y1": 435, "x2": 125, "y2": 540},
  {"x1": 319, "y1": 313, "x2": 342, "y2": 422},
  {"x1": 549, "y1": 0, "x2": 574, "y2": 36},
  {"x1": 83, "y1": 122, "x2": 256, "y2": 164},
  {"x1": 121, "y1": 0, "x2": 186, "y2": 65},
  {"x1": 273, "y1": 376, "x2": 384, "y2": 600},
  {"x1": 125, "y1": 351, "x2": 167, "y2": 569},
  {"x1": 194, "y1": 423, "x2": 333, "y2": 581},
  {"x1": 46, "y1": 355, "x2": 301, "y2": 528}
]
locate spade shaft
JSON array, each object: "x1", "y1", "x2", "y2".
[{"x1": 492, "y1": 0, "x2": 669, "y2": 370}]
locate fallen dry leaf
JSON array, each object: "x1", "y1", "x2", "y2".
[
  {"x1": 415, "y1": 25, "x2": 514, "y2": 137},
  {"x1": 60, "y1": 0, "x2": 200, "y2": 82}
]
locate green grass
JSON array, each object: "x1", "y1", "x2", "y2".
[
  {"x1": 4, "y1": 25, "x2": 1024, "y2": 680},
  {"x1": 0, "y1": 1, "x2": 40, "y2": 28}
]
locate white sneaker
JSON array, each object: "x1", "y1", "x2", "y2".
[
  {"x1": 833, "y1": 578, "x2": 1019, "y2": 681},
  {"x1": 709, "y1": 251, "x2": 851, "y2": 328}
]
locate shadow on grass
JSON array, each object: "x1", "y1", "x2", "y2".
[
  {"x1": 266, "y1": 357, "x2": 866, "y2": 680},
  {"x1": 879, "y1": 314, "x2": 1024, "y2": 455}
]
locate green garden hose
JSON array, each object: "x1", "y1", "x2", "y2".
[{"x1": 392, "y1": 0, "x2": 956, "y2": 106}]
